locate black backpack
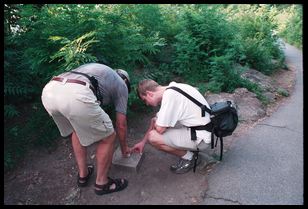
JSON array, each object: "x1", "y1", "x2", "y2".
[
  {"x1": 210, "y1": 101, "x2": 238, "y2": 138},
  {"x1": 167, "y1": 86, "x2": 238, "y2": 164}
]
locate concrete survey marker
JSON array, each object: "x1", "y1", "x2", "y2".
[{"x1": 112, "y1": 146, "x2": 144, "y2": 172}]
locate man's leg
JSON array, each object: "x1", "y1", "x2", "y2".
[
  {"x1": 148, "y1": 129, "x2": 186, "y2": 157},
  {"x1": 94, "y1": 132, "x2": 129, "y2": 195},
  {"x1": 148, "y1": 129, "x2": 198, "y2": 174},
  {"x1": 71, "y1": 131, "x2": 88, "y2": 178},
  {"x1": 95, "y1": 132, "x2": 116, "y2": 186}
]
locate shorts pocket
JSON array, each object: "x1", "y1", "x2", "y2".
[
  {"x1": 102, "y1": 120, "x2": 113, "y2": 130},
  {"x1": 90, "y1": 117, "x2": 113, "y2": 133},
  {"x1": 75, "y1": 95, "x2": 97, "y2": 104}
]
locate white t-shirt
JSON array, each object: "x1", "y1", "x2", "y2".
[{"x1": 156, "y1": 82, "x2": 212, "y2": 144}]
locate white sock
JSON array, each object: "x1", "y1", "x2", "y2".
[{"x1": 181, "y1": 151, "x2": 193, "y2": 160}]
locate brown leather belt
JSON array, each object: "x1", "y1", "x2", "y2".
[{"x1": 51, "y1": 77, "x2": 95, "y2": 93}]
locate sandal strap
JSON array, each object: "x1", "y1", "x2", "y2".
[
  {"x1": 95, "y1": 180, "x2": 113, "y2": 189},
  {"x1": 78, "y1": 165, "x2": 94, "y2": 181},
  {"x1": 95, "y1": 177, "x2": 126, "y2": 191}
]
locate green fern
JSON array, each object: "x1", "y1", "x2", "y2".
[
  {"x1": 49, "y1": 31, "x2": 99, "y2": 71},
  {"x1": 4, "y1": 83, "x2": 36, "y2": 96},
  {"x1": 4, "y1": 105, "x2": 20, "y2": 118}
]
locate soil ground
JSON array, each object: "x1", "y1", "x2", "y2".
[{"x1": 4, "y1": 64, "x2": 296, "y2": 205}]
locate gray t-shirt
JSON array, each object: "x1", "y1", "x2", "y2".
[{"x1": 59, "y1": 63, "x2": 128, "y2": 115}]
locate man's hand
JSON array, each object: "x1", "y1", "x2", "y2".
[
  {"x1": 121, "y1": 146, "x2": 133, "y2": 158},
  {"x1": 132, "y1": 141, "x2": 146, "y2": 154}
]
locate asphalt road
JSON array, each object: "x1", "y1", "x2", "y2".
[{"x1": 201, "y1": 43, "x2": 303, "y2": 205}]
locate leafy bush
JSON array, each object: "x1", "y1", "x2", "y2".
[
  {"x1": 49, "y1": 31, "x2": 99, "y2": 73},
  {"x1": 173, "y1": 5, "x2": 235, "y2": 83},
  {"x1": 207, "y1": 55, "x2": 242, "y2": 93},
  {"x1": 276, "y1": 5, "x2": 302, "y2": 49},
  {"x1": 228, "y1": 5, "x2": 285, "y2": 74},
  {"x1": 4, "y1": 103, "x2": 59, "y2": 171}
]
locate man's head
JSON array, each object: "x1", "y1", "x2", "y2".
[
  {"x1": 137, "y1": 79, "x2": 162, "y2": 106},
  {"x1": 116, "y1": 69, "x2": 131, "y2": 93}
]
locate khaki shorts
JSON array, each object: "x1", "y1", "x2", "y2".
[
  {"x1": 41, "y1": 80, "x2": 114, "y2": 146},
  {"x1": 162, "y1": 125, "x2": 210, "y2": 151}
]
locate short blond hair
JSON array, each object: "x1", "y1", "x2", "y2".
[{"x1": 137, "y1": 79, "x2": 159, "y2": 98}]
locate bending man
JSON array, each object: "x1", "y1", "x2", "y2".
[{"x1": 41, "y1": 63, "x2": 132, "y2": 195}]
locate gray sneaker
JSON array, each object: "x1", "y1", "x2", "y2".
[{"x1": 170, "y1": 158, "x2": 195, "y2": 174}]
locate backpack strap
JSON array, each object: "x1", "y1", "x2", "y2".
[
  {"x1": 166, "y1": 86, "x2": 213, "y2": 140},
  {"x1": 189, "y1": 124, "x2": 213, "y2": 141},
  {"x1": 167, "y1": 86, "x2": 224, "y2": 161},
  {"x1": 192, "y1": 148, "x2": 199, "y2": 173},
  {"x1": 167, "y1": 86, "x2": 212, "y2": 116},
  {"x1": 70, "y1": 70, "x2": 92, "y2": 81},
  {"x1": 70, "y1": 71, "x2": 102, "y2": 102}
]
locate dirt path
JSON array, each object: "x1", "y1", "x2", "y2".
[{"x1": 4, "y1": 45, "x2": 297, "y2": 205}]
